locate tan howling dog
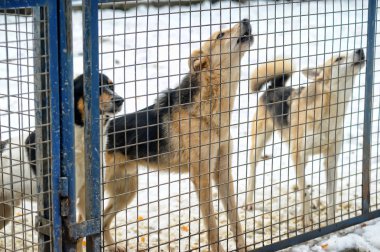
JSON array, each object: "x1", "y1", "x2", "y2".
[
  {"x1": 246, "y1": 49, "x2": 365, "y2": 226},
  {"x1": 103, "y1": 19, "x2": 254, "y2": 251}
]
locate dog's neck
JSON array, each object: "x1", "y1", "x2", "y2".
[
  {"x1": 195, "y1": 65, "x2": 240, "y2": 132},
  {"x1": 74, "y1": 115, "x2": 109, "y2": 153},
  {"x1": 327, "y1": 76, "x2": 355, "y2": 107},
  {"x1": 213, "y1": 64, "x2": 241, "y2": 108}
]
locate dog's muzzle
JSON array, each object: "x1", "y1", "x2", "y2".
[
  {"x1": 237, "y1": 19, "x2": 253, "y2": 44},
  {"x1": 353, "y1": 48, "x2": 365, "y2": 66},
  {"x1": 112, "y1": 95, "x2": 124, "y2": 112}
]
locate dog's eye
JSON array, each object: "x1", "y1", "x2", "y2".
[
  {"x1": 335, "y1": 57, "x2": 344, "y2": 62},
  {"x1": 108, "y1": 83, "x2": 115, "y2": 91},
  {"x1": 216, "y1": 32, "x2": 224, "y2": 40}
]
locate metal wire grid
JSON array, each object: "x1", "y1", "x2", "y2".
[
  {"x1": 90, "y1": 0, "x2": 373, "y2": 251},
  {"x1": 246, "y1": 1, "x2": 367, "y2": 247},
  {"x1": 0, "y1": 8, "x2": 52, "y2": 251}
]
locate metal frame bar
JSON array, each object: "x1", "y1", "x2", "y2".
[
  {"x1": 82, "y1": 0, "x2": 101, "y2": 250},
  {"x1": 0, "y1": 0, "x2": 47, "y2": 8},
  {"x1": 57, "y1": 0, "x2": 77, "y2": 251},
  {"x1": 33, "y1": 5, "x2": 52, "y2": 252},
  {"x1": 254, "y1": 209, "x2": 380, "y2": 252},
  {"x1": 47, "y1": 0, "x2": 63, "y2": 251},
  {"x1": 362, "y1": 0, "x2": 378, "y2": 214}
]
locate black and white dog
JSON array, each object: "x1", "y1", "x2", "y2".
[{"x1": 0, "y1": 73, "x2": 124, "y2": 233}]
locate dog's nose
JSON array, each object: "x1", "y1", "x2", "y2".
[
  {"x1": 241, "y1": 19, "x2": 250, "y2": 28},
  {"x1": 242, "y1": 18, "x2": 250, "y2": 25},
  {"x1": 241, "y1": 19, "x2": 251, "y2": 33},
  {"x1": 355, "y1": 48, "x2": 365, "y2": 61},
  {"x1": 113, "y1": 97, "x2": 124, "y2": 107}
]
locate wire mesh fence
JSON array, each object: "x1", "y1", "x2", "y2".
[
  {"x1": 0, "y1": 0, "x2": 379, "y2": 251},
  {"x1": 93, "y1": 0, "x2": 378, "y2": 251},
  {"x1": 0, "y1": 6, "x2": 53, "y2": 251}
]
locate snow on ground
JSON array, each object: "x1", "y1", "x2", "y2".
[
  {"x1": 289, "y1": 218, "x2": 380, "y2": 252},
  {"x1": 0, "y1": 0, "x2": 380, "y2": 251}
]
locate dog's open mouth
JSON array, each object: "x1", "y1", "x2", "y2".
[
  {"x1": 237, "y1": 31, "x2": 253, "y2": 44},
  {"x1": 352, "y1": 59, "x2": 365, "y2": 67}
]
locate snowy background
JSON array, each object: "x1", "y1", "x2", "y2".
[{"x1": 0, "y1": 0, "x2": 380, "y2": 251}]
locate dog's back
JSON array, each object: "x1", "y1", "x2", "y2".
[
  {"x1": 106, "y1": 72, "x2": 201, "y2": 166},
  {"x1": 250, "y1": 59, "x2": 299, "y2": 130}
]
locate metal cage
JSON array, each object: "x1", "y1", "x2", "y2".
[{"x1": 0, "y1": 0, "x2": 379, "y2": 251}]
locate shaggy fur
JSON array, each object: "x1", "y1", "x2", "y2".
[
  {"x1": 246, "y1": 49, "x2": 365, "y2": 226},
  {"x1": 103, "y1": 19, "x2": 254, "y2": 252}
]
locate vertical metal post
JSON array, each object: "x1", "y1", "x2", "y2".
[
  {"x1": 33, "y1": 6, "x2": 52, "y2": 252},
  {"x1": 82, "y1": 0, "x2": 101, "y2": 250},
  {"x1": 362, "y1": 0, "x2": 377, "y2": 214},
  {"x1": 58, "y1": 0, "x2": 77, "y2": 251},
  {"x1": 48, "y1": 0, "x2": 63, "y2": 250}
]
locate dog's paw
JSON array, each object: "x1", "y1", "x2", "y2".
[
  {"x1": 236, "y1": 241, "x2": 247, "y2": 252},
  {"x1": 244, "y1": 203, "x2": 255, "y2": 211},
  {"x1": 247, "y1": 203, "x2": 266, "y2": 212},
  {"x1": 262, "y1": 154, "x2": 272, "y2": 160},
  {"x1": 76, "y1": 239, "x2": 84, "y2": 252},
  {"x1": 104, "y1": 244, "x2": 126, "y2": 252},
  {"x1": 303, "y1": 215, "x2": 313, "y2": 227},
  {"x1": 217, "y1": 245, "x2": 226, "y2": 252}
]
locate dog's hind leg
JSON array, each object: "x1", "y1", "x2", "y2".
[
  {"x1": 324, "y1": 141, "x2": 341, "y2": 225},
  {"x1": 214, "y1": 143, "x2": 245, "y2": 252},
  {"x1": 291, "y1": 144, "x2": 312, "y2": 227},
  {"x1": 103, "y1": 153, "x2": 138, "y2": 252},
  {"x1": 190, "y1": 158, "x2": 223, "y2": 252},
  {"x1": 246, "y1": 107, "x2": 274, "y2": 210},
  {"x1": 0, "y1": 202, "x2": 14, "y2": 229},
  {"x1": 0, "y1": 192, "x2": 19, "y2": 230}
]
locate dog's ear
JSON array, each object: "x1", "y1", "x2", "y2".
[
  {"x1": 189, "y1": 49, "x2": 209, "y2": 72},
  {"x1": 301, "y1": 67, "x2": 323, "y2": 80}
]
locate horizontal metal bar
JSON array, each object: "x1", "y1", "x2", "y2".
[
  {"x1": 96, "y1": 0, "x2": 202, "y2": 4},
  {"x1": 0, "y1": 0, "x2": 47, "y2": 8},
  {"x1": 35, "y1": 216, "x2": 52, "y2": 237},
  {"x1": 252, "y1": 210, "x2": 380, "y2": 252},
  {"x1": 68, "y1": 219, "x2": 101, "y2": 241},
  {"x1": 72, "y1": 0, "x2": 203, "y2": 11}
]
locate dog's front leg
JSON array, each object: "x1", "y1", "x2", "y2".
[
  {"x1": 103, "y1": 154, "x2": 138, "y2": 252},
  {"x1": 324, "y1": 141, "x2": 341, "y2": 225},
  {"x1": 0, "y1": 194, "x2": 17, "y2": 229},
  {"x1": 190, "y1": 160, "x2": 223, "y2": 252},
  {"x1": 76, "y1": 184, "x2": 86, "y2": 252},
  {"x1": 214, "y1": 143, "x2": 246, "y2": 252}
]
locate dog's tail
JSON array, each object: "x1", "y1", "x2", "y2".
[{"x1": 250, "y1": 58, "x2": 293, "y2": 92}]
